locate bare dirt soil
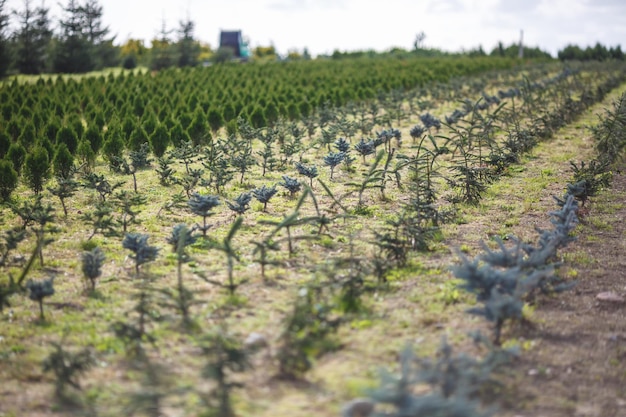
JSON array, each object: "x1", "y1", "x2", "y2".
[{"x1": 501, "y1": 169, "x2": 626, "y2": 417}]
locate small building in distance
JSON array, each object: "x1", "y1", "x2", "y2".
[{"x1": 219, "y1": 30, "x2": 251, "y2": 60}]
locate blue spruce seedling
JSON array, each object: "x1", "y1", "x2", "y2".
[
  {"x1": 26, "y1": 276, "x2": 55, "y2": 320},
  {"x1": 226, "y1": 192, "x2": 252, "y2": 216},
  {"x1": 446, "y1": 109, "x2": 467, "y2": 125},
  {"x1": 279, "y1": 175, "x2": 302, "y2": 198},
  {"x1": 295, "y1": 161, "x2": 319, "y2": 187},
  {"x1": 81, "y1": 247, "x2": 105, "y2": 293},
  {"x1": 361, "y1": 337, "x2": 514, "y2": 416},
  {"x1": 453, "y1": 249, "x2": 557, "y2": 344},
  {"x1": 354, "y1": 138, "x2": 375, "y2": 163},
  {"x1": 380, "y1": 128, "x2": 402, "y2": 150},
  {"x1": 334, "y1": 137, "x2": 350, "y2": 153},
  {"x1": 420, "y1": 113, "x2": 442, "y2": 131},
  {"x1": 0, "y1": 227, "x2": 26, "y2": 267},
  {"x1": 122, "y1": 233, "x2": 159, "y2": 278},
  {"x1": 252, "y1": 185, "x2": 278, "y2": 211},
  {"x1": 323, "y1": 152, "x2": 345, "y2": 180},
  {"x1": 188, "y1": 192, "x2": 220, "y2": 236}
]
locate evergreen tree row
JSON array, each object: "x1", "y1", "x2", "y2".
[
  {"x1": 558, "y1": 42, "x2": 625, "y2": 62},
  {"x1": 0, "y1": 56, "x2": 517, "y2": 180}
]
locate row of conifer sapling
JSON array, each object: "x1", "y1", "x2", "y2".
[
  {"x1": 364, "y1": 69, "x2": 620, "y2": 265},
  {"x1": 339, "y1": 189, "x2": 582, "y2": 417},
  {"x1": 338, "y1": 88, "x2": 626, "y2": 417},
  {"x1": 336, "y1": 70, "x2": 626, "y2": 416}
]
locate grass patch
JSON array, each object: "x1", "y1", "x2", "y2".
[
  {"x1": 563, "y1": 251, "x2": 596, "y2": 266},
  {"x1": 588, "y1": 217, "x2": 613, "y2": 231}
]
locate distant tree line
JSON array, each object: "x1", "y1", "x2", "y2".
[
  {"x1": 489, "y1": 41, "x2": 624, "y2": 62},
  {"x1": 489, "y1": 41, "x2": 552, "y2": 59},
  {"x1": 440, "y1": 41, "x2": 624, "y2": 62},
  {"x1": 326, "y1": 40, "x2": 625, "y2": 63},
  {"x1": 0, "y1": 0, "x2": 213, "y2": 78},
  {"x1": 558, "y1": 42, "x2": 624, "y2": 61}
]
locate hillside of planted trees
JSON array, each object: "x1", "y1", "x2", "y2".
[
  {"x1": 1, "y1": 57, "x2": 516, "y2": 153},
  {"x1": 1, "y1": 56, "x2": 626, "y2": 417}
]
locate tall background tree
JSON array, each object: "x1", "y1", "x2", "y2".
[
  {"x1": 177, "y1": 16, "x2": 198, "y2": 67},
  {"x1": 53, "y1": 0, "x2": 117, "y2": 73},
  {"x1": 0, "y1": 0, "x2": 10, "y2": 77},
  {"x1": 81, "y1": 0, "x2": 117, "y2": 68},
  {"x1": 150, "y1": 18, "x2": 173, "y2": 70},
  {"x1": 53, "y1": 0, "x2": 92, "y2": 73},
  {"x1": 14, "y1": 0, "x2": 53, "y2": 74}
]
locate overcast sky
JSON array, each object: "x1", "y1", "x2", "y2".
[{"x1": 5, "y1": 0, "x2": 626, "y2": 57}]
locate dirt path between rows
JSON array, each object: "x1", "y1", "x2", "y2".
[{"x1": 501, "y1": 168, "x2": 626, "y2": 417}]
